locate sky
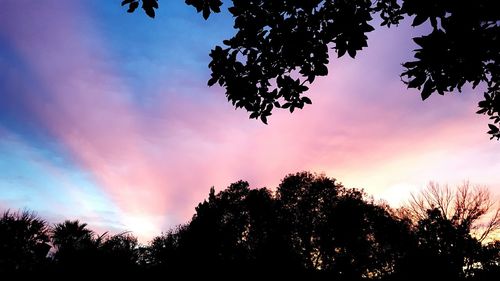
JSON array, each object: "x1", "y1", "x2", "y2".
[{"x1": 1, "y1": 1, "x2": 499, "y2": 243}]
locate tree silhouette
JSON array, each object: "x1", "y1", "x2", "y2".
[
  {"x1": 51, "y1": 220, "x2": 142, "y2": 275},
  {"x1": 52, "y1": 220, "x2": 94, "y2": 252},
  {"x1": 168, "y1": 181, "x2": 283, "y2": 274},
  {"x1": 97, "y1": 232, "x2": 141, "y2": 274},
  {"x1": 276, "y1": 172, "x2": 412, "y2": 280},
  {"x1": 146, "y1": 226, "x2": 186, "y2": 272},
  {"x1": 0, "y1": 210, "x2": 51, "y2": 273},
  {"x1": 138, "y1": 172, "x2": 500, "y2": 278},
  {"x1": 413, "y1": 208, "x2": 480, "y2": 280},
  {"x1": 276, "y1": 172, "x2": 342, "y2": 271},
  {"x1": 473, "y1": 241, "x2": 500, "y2": 281},
  {"x1": 144, "y1": 172, "x2": 419, "y2": 278},
  {"x1": 241, "y1": 187, "x2": 296, "y2": 273},
  {"x1": 400, "y1": 182, "x2": 500, "y2": 242},
  {"x1": 146, "y1": 181, "x2": 305, "y2": 276},
  {"x1": 51, "y1": 220, "x2": 98, "y2": 272},
  {"x1": 2, "y1": 172, "x2": 500, "y2": 277},
  {"x1": 122, "y1": 0, "x2": 500, "y2": 140},
  {"x1": 396, "y1": 182, "x2": 500, "y2": 280}
]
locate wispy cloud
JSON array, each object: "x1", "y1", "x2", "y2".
[{"x1": 0, "y1": 1, "x2": 498, "y2": 242}]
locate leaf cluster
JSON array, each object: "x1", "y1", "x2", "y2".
[{"x1": 123, "y1": 0, "x2": 500, "y2": 139}]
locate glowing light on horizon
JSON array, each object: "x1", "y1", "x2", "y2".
[{"x1": 121, "y1": 214, "x2": 165, "y2": 243}]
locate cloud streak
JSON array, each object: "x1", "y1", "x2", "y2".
[{"x1": 1, "y1": 1, "x2": 498, "y2": 242}]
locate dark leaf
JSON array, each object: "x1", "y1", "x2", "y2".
[
  {"x1": 476, "y1": 108, "x2": 488, "y2": 114},
  {"x1": 202, "y1": 5, "x2": 210, "y2": 20},
  {"x1": 408, "y1": 74, "x2": 426, "y2": 88},
  {"x1": 421, "y1": 80, "x2": 434, "y2": 101},
  {"x1": 209, "y1": 0, "x2": 222, "y2": 13},
  {"x1": 413, "y1": 37, "x2": 425, "y2": 47},
  {"x1": 488, "y1": 124, "x2": 499, "y2": 132},
  {"x1": 478, "y1": 100, "x2": 489, "y2": 107},
  {"x1": 403, "y1": 61, "x2": 419, "y2": 68},
  {"x1": 365, "y1": 24, "x2": 375, "y2": 32},
  {"x1": 316, "y1": 64, "x2": 328, "y2": 76},
  {"x1": 144, "y1": 7, "x2": 155, "y2": 18},
  {"x1": 430, "y1": 17, "x2": 437, "y2": 29},
  {"x1": 228, "y1": 7, "x2": 238, "y2": 15},
  {"x1": 302, "y1": 97, "x2": 312, "y2": 104},
  {"x1": 412, "y1": 14, "x2": 428, "y2": 26},
  {"x1": 127, "y1": 1, "x2": 139, "y2": 13},
  {"x1": 261, "y1": 115, "x2": 268, "y2": 124},
  {"x1": 208, "y1": 77, "x2": 218, "y2": 86},
  {"x1": 337, "y1": 48, "x2": 347, "y2": 58},
  {"x1": 347, "y1": 48, "x2": 356, "y2": 58},
  {"x1": 121, "y1": 0, "x2": 135, "y2": 6}
]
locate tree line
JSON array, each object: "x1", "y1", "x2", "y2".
[{"x1": 1, "y1": 172, "x2": 499, "y2": 279}]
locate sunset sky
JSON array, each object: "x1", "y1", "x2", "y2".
[{"x1": 1, "y1": 1, "x2": 499, "y2": 243}]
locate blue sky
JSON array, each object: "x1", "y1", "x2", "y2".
[{"x1": 1, "y1": 0, "x2": 499, "y2": 242}]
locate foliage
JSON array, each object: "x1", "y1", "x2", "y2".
[
  {"x1": 397, "y1": 0, "x2": 500, "y2": 140},
  {"x1": 400, "y1": 181, "x2": 500, "y2": 242},
  {"x1": 99, "y1": 232, "x2": 140, "y2": 270},
  {"x1": 1, "y1": 172, "x2": 499, "y2": 278},
  {"x1": 275, "y1": 172, "x2": 411, "y2": 279},
  {"x1": 0, "y1": 210, "x2": 51, "y2": 273},
  {"x1": 415, "y1": 208, "x2": 480, "y2": 279},
  {"x1": 123, "y1": 0, "x2": 500, "y2": 140},
  {"x1": 473, "y1": 241, "x2": 500, "y2": 280},
  {"x1": 51, "y1": 220, "x2": 98, "y2": 272},
  {"x1": 121, "y1": 0, "x2": 158, "y2": 18},
  {"x1": 51, "y1": 220, "x2": 141, "y2": 274},
  {"x1": 142, "y1": 172, "x2": 498, "y2": 279}
]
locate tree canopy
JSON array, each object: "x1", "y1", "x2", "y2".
[
  {"x1": 121, "y1": 0, "x2": 500, "y2": 140},
  {"x1": 1, "y1": 172, "x2": 500, "y2": 279},
  {"x1": 400, "y1": 181, "x2": 500, "y2": 242},
  {"x1": 0, "y1": 210, "x2": 50, "y2": 273}
]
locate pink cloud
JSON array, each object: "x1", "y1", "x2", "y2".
[{"x1": 1, "y1": 1, "x2": 499, "y2": 242}]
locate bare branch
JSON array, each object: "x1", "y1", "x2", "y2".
[{"x1": 402, "y1": 181, "x2": 500, "y2": 242}]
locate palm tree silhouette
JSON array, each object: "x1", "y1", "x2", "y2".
[
  {"x1": 52, "y1": 220, "x2": 94, "y2": 250},
  {"x1": 51, "y1": 220, "x2": 97, "y2": 272},
  {"x1": 0, "y1": 210, "x2": 51, "y2": 273}
]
